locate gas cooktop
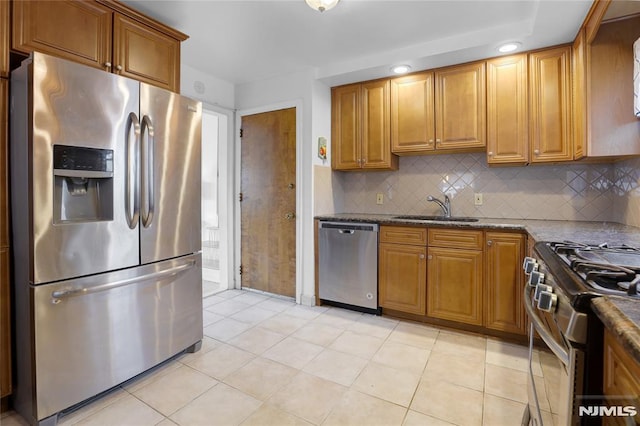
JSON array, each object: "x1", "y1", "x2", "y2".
[{"x1": 536, "y1": 241, "x2": 640, "y2": 300}]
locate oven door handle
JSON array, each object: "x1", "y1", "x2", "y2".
[{"x1": 523, "y1": 287, "x2": 570, "y2": 367}]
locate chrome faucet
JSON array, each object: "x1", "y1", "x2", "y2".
[{"x1": 427, "y1": 194, "x2": 451, "y2": 217}]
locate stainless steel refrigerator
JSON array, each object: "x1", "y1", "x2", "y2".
[{"x1": 10, "y1": 52, "x2": 203, "y2": 426}]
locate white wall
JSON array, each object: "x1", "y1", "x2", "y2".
[{"x1": 181, "y1": 64, "x2": 235, "y2": 109}]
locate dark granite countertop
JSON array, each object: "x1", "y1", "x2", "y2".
[
  {"x1": 592, "y1": 297, "x2": 640, "y2": 364},
  {"x1": 316, "y1": 213, "x2": 640, "y2": 359},
  {"x1": 315, "y1": 214, "x2": 640, "y2": 246}
]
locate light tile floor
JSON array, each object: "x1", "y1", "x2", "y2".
[{"x1": 1, "y1": 289, "x2": 545, "y2": 426}]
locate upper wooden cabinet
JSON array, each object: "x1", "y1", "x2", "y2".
[
  {"x1": 486, "y1": 54, "x2": 529, "y2": 165},
  {"x1": 574, "y1": 14, "x2": 640, "y2": 159},
  {"x1": 331, "y1": 80, "x2": 398, "y2": 171},
  {"x1": 1, "y1": 0, "x2": 9, "y2": 77},
  {"x1": 529, "y1": 46, "x2": 573, "y2": 163},
  {"x1": 113, "y1": 14, "x2": 180, "y2": 91},
  {"x1": 389, "y1": 62, "x2": 486, "y2": 155},
  {"x1": 390, "y1": 72, "x2": 436, "y2": 154},
  {"x1": 12, "y1": 0, "x2": 187, "y2": 92},
  {"x1": 435, "y1": 62, "x2": 486, "y2": 151}
]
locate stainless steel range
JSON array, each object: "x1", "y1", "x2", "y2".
[{"x1": 522, "y1": 241, "x2": 640, "y2": 426}]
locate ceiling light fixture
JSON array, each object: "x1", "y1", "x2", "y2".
[
  {"x1": 498, "y1": 42, "x2": 521, "y2": 53},
  {"x1": 305, "y1": 0, "x2": 340, "y2": 12},
  {"x1": 391, "y1": 64, "x2": 411, "y2": 75}
]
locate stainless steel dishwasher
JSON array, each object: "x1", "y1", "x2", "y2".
[{"x1": 318, "y1": 221, "x2": 380, "y2": 314}]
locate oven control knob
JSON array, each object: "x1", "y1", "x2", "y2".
[
  {"x1": 534, "y1": 284, "x2": 553, "y2": 302},
  {"x1": 537, "y1": 291, "x2": 558, "y2": 312},
  {"x1": 523, "y1": 257, "x2": 538, "y2": 274},
  {"x1": 528, "y1": 271, "x2": 545, "y2": 287}
]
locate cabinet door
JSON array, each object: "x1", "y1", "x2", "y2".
[
  {"x1": 603, "y1": 330, "x2": 640, "y2": 426},
  {"x1": 12, "y1": 0, "x2": 113, "y2": 71},
  {"x1": 0, "y1": 78, "x2": 7, "y2": 248},
  {"x1": 390, "y1": 72, "x2": 435, "y2": 154},
  {"x1": 361, "y1": 80, "x2": 397, "y2": 170},
  {"x1": 529, "y1": 46, "x2": 573, "y2": 163},
  {"x1": 0, "y1": 247, "x2": 10, "y2": 397},
  {"x1": 486, "y1": 55, "x2": 529, "y2": 165},
  {"x1": 427, "y1": 247, "x2": 483, "y2": 325},
  {"x1": 379, "y1": 243, "x2": 426, "y2": 315},
  {"x1": 435, "y1": 62, "x2": 486, "y2": 150},
  {"x1": 113, "y1": 14, "x2": 180, "y2": 92},
  {"x1": 485, "y1": 232, "x2": 526, "y2": 335},
  {"x1": 0, "y1": 0, "x2": 8, "y2": 78},
  {"x1": 331, "y1": 84, "x2": 361, "y2": 170},
  {"x1": 572, "y1": 29, "x2": 587, "y2": 160}
]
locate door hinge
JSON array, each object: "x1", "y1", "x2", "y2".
[
  {"x1": 239, "y1": 265, "x2": 243, "y2": 275},
  {"x1": 239, "y1": 128, "x2": 243, "y2": 138},
  {"x1": 239, "y1": 192, "x2": 244, "y2": 202}
]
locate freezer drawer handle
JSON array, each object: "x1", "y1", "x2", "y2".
[{"x1": 50, "y1": 260, "x2": 196, "y2": 303}]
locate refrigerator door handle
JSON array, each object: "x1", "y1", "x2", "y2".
[
  {"x1": 50, "y1": 260, "x2": 196, "y2": 303},
  {"x1": 125, "y1": 112, "x2": 141, "y2": 229},
  {"x1": 141, "y1": 115, "x2": 155, "y2": 228}
]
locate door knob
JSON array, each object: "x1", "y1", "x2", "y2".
[
  {"x1": 288, "y1": 183, "x2": 295, "y2": 189},
  {"x1": 284, "y1": 212, "x2": 296, "y2": 220}
]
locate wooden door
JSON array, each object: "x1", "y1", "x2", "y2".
[
  {"x1": 113, "y1": 14, "x2": 180, "y2": 92},
  {"x1": 486, "y1": 54, "x2": 529, "y2": 165},
  {"x1": 427, "y1": 247, "x2": 483, "y2": 325},
  {"x1": 241, "y1": 108, "x2": 296, "y2": 297},
  {"x1": 435, "y1": 62, "x2": 486, "y2": 150},
  {"x1": 361, "y1": 80, "x2": 397, "y2": 170},
  {"x1": 379, "y1": 243, "x2": 427, "y2": 315},
  {"x1": 331, "y1": 84, "x2": 361, "y2": 170},
  {"x1": 391, "y1": 72, "x2": 435, "y2": 154},
  {"x1": 529, "y1": 46, "x2": 573, "y2": 163},
  {"x1": 12, "y1": 0, "x2": 113, "y2": 71},
  {"x1": 485, "y1": 232, "x2": 526, "y2": 335}
]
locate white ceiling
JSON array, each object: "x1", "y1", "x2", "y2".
[{"x1": 122, "y1": 0, "x2": 595, "y2": 87}]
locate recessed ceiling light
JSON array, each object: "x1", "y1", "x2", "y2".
[
  {"x1": 498, "y1": 42, "x2": 521, "y2": 53},
  {"x1": 391, "y1": 65, "x2": 411, "y2": 75}
]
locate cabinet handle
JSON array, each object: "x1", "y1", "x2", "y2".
[
  {"x1": 429, "y1": 139, "x2": 434, "y2": 143},
  {"x1": 534, "y1": 149, "x2": 540, "y2": 155},
  {"x1": 104, "y1": 62, "x2": 112, "y2": 70},
  {"x1": 427, "y1": 255, "x2": 433, "y2": 260},
  {"x1": 436, "y1": 139, "x2": 441, "y2": 143},
  {"x1": 487, "y1": 240, "x2": 493, "y2": 246},
  {"x1": 488, "y1": 151, "x2": 494, "y2": 156},
  {"x1": 419, "y1": 254, "x2": 425, "y2": 259},
  {"x1": 116, "y1": 64, "x2": 123, "y2": 72}
]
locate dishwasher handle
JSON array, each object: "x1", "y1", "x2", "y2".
[{"x1": 318, "y1": 221, "x2": 378, "y2": 233}]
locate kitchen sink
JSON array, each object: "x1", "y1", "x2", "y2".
[{"x1": 393, "y1": 215, "x2": 479, "y2": 222}]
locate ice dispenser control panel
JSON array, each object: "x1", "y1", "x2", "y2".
[
  {"x1": 54, "y1": 145, "x2": 113, "y2": 174},
  {"x1": 53, "y1": 145, "x2": 114, "y2": 224}
]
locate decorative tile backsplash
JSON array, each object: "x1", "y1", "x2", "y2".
[{"x1": 314, "y1": 154, "x2": 640, "y2": 226}]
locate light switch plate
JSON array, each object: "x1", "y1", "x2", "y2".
[
  {"x1": 474, "y1": 193, "x2": 483, "y2": 205},
  {"x1": 376, "y1": 193, "x2": 384, "y2": 205}
]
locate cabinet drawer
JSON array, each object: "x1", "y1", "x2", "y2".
[
  {"x1": 428, "y1": 228, "x2": 483, "y2": 249},
  {"x1": 380, "y1": 226, "x2": 427, "y2": 246}
]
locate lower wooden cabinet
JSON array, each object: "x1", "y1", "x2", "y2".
[
  {"x1": 603, "y1": 329, "x2": 640, "y2": 426},
  {"x1": 379, "y1": 243, "x2": 427, "y2": 315},
  {"x1": 379, "y1": 226, "x2": 427, "y2": 315},
  {"x1": 0, "y1": 247, "x2": 10, "y2": 398},
  {"x1": 484, "y1": 232, "x2": 527, "y2": 335},
  {"x1": 427, "y1": 245, "x2": 483, "y2": 325}
]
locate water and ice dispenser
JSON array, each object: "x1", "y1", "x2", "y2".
[{"x1": 53, "y1": 145, "x2": 114, "y2": 223}]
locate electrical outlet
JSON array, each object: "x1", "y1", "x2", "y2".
[
  {"x1": 474, "y1": 193, "x2": 483, "y2": 206},
  {"x1": 376, "y1": 193, "x2": 384, "y2": 205}
]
